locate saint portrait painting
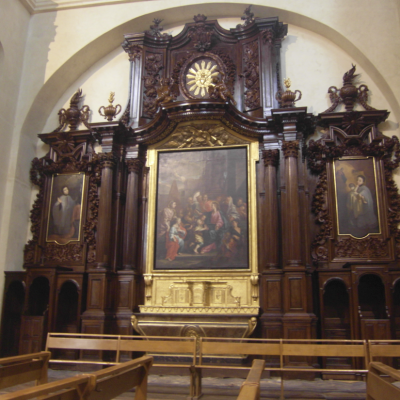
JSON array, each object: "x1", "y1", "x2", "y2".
[
  {"x1": 154, "y1": 147, "x2": 249, "y2": 270},
  {"x1": 333, "y1": 157, "x2": 380, "y2": 239},
  {"x1": 46, "y1": 173, "x2": 85, "y2": 244}
]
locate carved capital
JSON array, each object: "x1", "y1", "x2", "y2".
[
  {"x1": 126, "y1": 159, "x2": 144, "y2": 174},
  {"x1": 124, "y1": 44, "x2": 142, "y2": 62},
  {"x1": 282, "y1": 140, "x2": 299, "y2": 158},
  {"x1": 97, "y1": 153, "x2": 117, "y2": 170},
  {"x1": 262, "y1": 149, "x2": 279, "y2": 167}
]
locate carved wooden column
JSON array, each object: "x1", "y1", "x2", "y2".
[
  {"x1": 259, "y1": 149, "x2": 283, "y2": 343},
  {"x1": 96, "y1": 153, "x2": 115, "y2": 269},
  {"x1": 122, "y1": 158, "x2": 143, "y2": 270},
  {"x1": 282, "y1": 140, "x2": 302, "y2": 268},
  {"x1": 116, "y1": 158, "x2": 143, "y2": 336},
  {"x1": 262, "y1": 149, "x2": 280, "y2": 269}
]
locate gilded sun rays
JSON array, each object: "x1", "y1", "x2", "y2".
[{"x1": 186, "y1": 60, "x2": 219, "y2": 97}]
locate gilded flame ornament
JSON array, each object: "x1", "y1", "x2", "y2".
[{"x1": 186, "y1": 60, "x2": 219, "y2": 97}]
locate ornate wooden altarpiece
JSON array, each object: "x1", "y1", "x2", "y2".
[{"x1": 2, "y1": 9, "x2": 400, "y2": 372}]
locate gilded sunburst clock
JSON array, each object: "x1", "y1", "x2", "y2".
[{"x1": 180, "y1": 54, "x2": 225, "y2": 100}]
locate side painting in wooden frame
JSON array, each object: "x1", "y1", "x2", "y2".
[
  {"x1": 333, "y1": 157, "x2": 380, "y2": 239},
  {"x1": 46, "y1": 172, "x2": 85, "y2": 245},
  {"x1": 153, "y1": 147, "x2": 249, "y2": 270}
]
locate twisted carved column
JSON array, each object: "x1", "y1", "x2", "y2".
[
  {"x1": 122, "y1": 159, "x2": 143, "y2": 270},
  {"x1": 262, "y1": 149, "x2": 280, "y2": 269},
  {"x1": 96, "y1": 154, "x2": 116, "y2": 269},
  {"x1": 282, "y1": 141, "x2": 302, "y2": 268}
]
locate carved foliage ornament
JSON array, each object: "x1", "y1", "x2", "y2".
[
  {"x1": 238, "y1": 5, "x2": 254, "y2": 28},
  {"x1": 159, "y1": 123, "x2": 246, "y2": 149},
  {"x1": 143, "y1": 53, "x2": 164, "y2": 117},
  {"x1": 241, "y1": 40, "x2": 260, "y2": 110}
]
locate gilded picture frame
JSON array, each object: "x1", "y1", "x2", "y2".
[
  {"x1": 46, "y1": 172, "x2": 85, "y2": 245},
  {"x1": 333, "y1": 157, "x2": 381, "y2": 239},
  {"x1": 145, "y1": 122, "x2": 259, "y2": 273}
]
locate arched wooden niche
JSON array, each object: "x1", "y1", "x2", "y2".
[
  {"x1": 1, "y1": 280, "x2": 25, "y2": 356},
  {"x1": 322, "y1": 279, "x2": 350, "y2": 339},
  {"x1": 28, "y1": 276, "x2": 50, "y2": 316},
  {"x1": 55, "y1": 280, "x2": 80, "y2": 333}
]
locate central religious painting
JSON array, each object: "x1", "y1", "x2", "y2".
[
  {"x1": 155, "y1": 147, "x2": 248, "y2": 270},
  {"x1": 145, "y1": 121, "x2": 259, "y2": 277}
]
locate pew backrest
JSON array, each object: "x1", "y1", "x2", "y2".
[
  {"x1": 0, "y1": 351, "x2": 50, "y2": 389},
  {"x1": 368, "y1": 340, "x2": 400, "y2": 361},
  {"x1": 0, "y1": 356, "x2": 153, "y2": 400}
]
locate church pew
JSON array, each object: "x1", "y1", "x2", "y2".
[
  {"x1": 0, "y1": 355, "x2": 153, "y2": 400},
  {"x1": 0, "y1": 351, "x2": 50, "y2": 390},
  {"x1": 236, "y1": 359, "x2": 265, "y2": 400},
  {"x1": 367, "y1": 361, "x2": 400, "y2": 400},
  {"x1": 190, "y1": 337, "x2": 369, "y2": 399},
  {"x1": 46, "y1": 332, "x2": 197, "y2": 368}
]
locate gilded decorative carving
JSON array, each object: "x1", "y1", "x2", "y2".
[
  {"x1": 282, "y1": 140, "x2": 299, "y2": 158},
  {"x1": 187, "y1": 60, "x2": 219, "y2": 97},
  {"x1": 130, "y1": 315, "x2": 147, "y2": 336},
  {"x1": 242, "y1": 317, "x2": 257, "y2": 338},
  {"x1": 99, "y1": 92, "x2": 121, "y2": 122},
  {"x1": 139, "y1": 306, "x2": 259, "y2": 314},
  {"x1": 324, "y1": 65, "x2": 376, "y2": 113},
  {"x1": 241, "y1": 40, "x2": 260, "y2": 110},
  {"x1": 188, "y1": 14, "x2": 214, "y2": 52},
  {"x1": 335, "y1": 237, "x2": 389, "y2": 258},
  {"x1": 143, "y1": 53, "x2": 164, "y2": 117},
  {"x1": 275, "y1": 78, "x2": 302, "y2": 108},
  {"x1": 159, "y1": 123, "x2": 246, "y2": 149},
  {"x1": 44, "y1": 243, "x2": 83, "y2": 262},
  {"x1": 144, "y1": 274, "x2": 153, "y2": 301},
  {"x1": 53, "y1": 89, "x2": 91, "y2": 132},
  {"x1": 250, "y1": 275, "x2": 259, "y2": 301},
  {"x1": 262, "y1": 149, "x2": 279, "y2": 167}
]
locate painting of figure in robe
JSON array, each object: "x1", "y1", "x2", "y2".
[
  {"x1": 334, "y1": 158, "x2": 380, "y2": 238},
  {"x1": 47, "y1": 173, "x2": 85, "y2": 244},
  {"x1": 154, "y1": 147, "x2": 249, "y2": 270}
]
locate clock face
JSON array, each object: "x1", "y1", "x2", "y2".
[{"x1": 185, "y1": 59, "x2": 220, "y2": 98}]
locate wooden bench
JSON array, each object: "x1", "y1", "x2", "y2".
[
  {"x1": 236, "y1": 359, "x2": 265, "y2": 400},
  {"x1": 0, "y1": 355, "x2": 153, "y2": 400},
  {"x1": 0, "y1": 352, "x2": 50, "y2": 390},
  {"x1": 367, "y1": 361, "x2": 400, "y2": 400},
  {"x1": 46, "y1": 332, "x2": 196, "y2": 368},
  {"x1": 191, "y1": 337, "x2": 369, "y2": 399}
]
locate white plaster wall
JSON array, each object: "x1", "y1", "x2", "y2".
[
  {"x1": 0, "y1": 0, "x2": 30, "y2": 294},
  {"x1": 0, "y1": 0, "x2": 399, "y2": 308}
]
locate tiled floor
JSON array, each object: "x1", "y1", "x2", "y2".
[{"x1": 0, "y1": 368, "x2": 367, "y2": 399}]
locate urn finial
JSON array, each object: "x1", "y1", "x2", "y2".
[{"x1": 99, "y1": 92, "x2": 122, "y2": 122}]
